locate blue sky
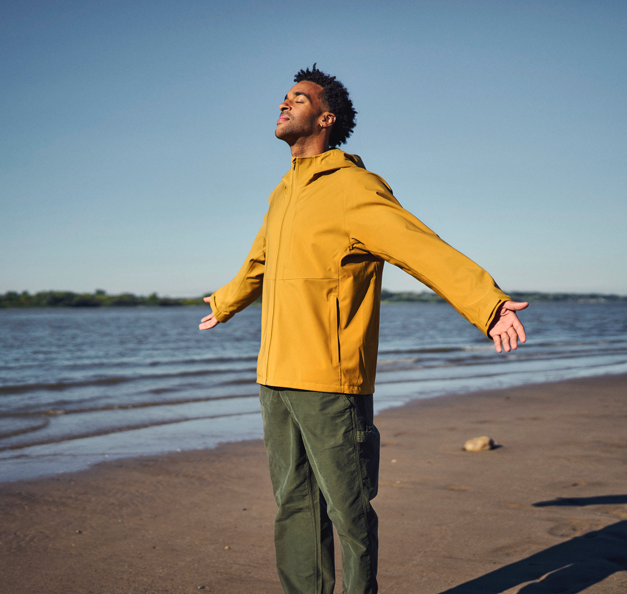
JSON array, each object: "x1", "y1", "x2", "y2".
[{"x1": 1, "y1": 0, "x2": 626, "y2": 296}]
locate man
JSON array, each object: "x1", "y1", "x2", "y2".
[{"x1": 199, "y1": 65, "x2": 527, "y2": 594}]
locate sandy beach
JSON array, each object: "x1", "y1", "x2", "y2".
[{"x1": 1, "y1": 373, "x2": 626, "y2": 593}]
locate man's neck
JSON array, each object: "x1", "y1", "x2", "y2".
[{"x1": 289, "y1": 136, "x2": 330, "y2": 158}]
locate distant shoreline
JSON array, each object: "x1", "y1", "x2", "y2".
[{"x1": 1, "y1": 289, "x2": 626, "y2": 308}]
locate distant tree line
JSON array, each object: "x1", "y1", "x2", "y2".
[
  {"x1": 507, "y1": 291, "x2": 627, "y2": 303},
  {"x1": 380, "y1": 290, "x2": 627, "y2": 303},
  {"x1": 0, "y1": 290, "x2": 207, "y2": 308},
  {"x1": 0, "y1": 289, "x2": 625, "y2": 308}
]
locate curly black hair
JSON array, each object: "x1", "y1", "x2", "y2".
[{"x1": 293, "y1": 64, "x2": 357, "y2": 148}]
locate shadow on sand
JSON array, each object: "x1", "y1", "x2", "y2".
[
  {"x1": 439, "y1": 496, "x2": 627, "y2": 593},
  {"x1": 533, "y1": 495, "x2": 627, "y2": 508}
]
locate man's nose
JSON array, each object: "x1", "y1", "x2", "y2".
[{"x1": 279, "y1": 100, "x2": 290, "y2": 111}]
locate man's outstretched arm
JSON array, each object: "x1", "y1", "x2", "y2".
[
  {"x1": 342, "y1": 175, "x2": 529, "y2": 348},
  {"x1": 488, "y1": 301, "x2": 528, "y2": 353},
  {"x1": 200, "y1": 215, "x2": 267, "y2": 328}
]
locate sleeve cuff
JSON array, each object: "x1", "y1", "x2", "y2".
[
  {"x1": 209, "y1": 293, "x2": 229, "y2": 323},
  {"x1": 480, "y1": 294, "x2": 511, "y2": 338}
]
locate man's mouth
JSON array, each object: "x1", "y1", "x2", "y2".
[{"x1": 277, "y1": 114, "x2": 290, "y2": 124}]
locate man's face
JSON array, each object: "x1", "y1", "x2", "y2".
[{"x1": 275, "y1": 80, "x2": 326, "y2": 145}]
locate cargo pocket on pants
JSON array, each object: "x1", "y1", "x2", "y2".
[
  {"x1": 358, "y1": 424, "x2": 380, "y2": 500},
  {"x1": 345, "y1": 394, "x2": 380, "y2": 501}
]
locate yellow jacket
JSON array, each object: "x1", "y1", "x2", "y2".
[{"x1": 210, "y1": 149, "x2": 510, "y2": 394}]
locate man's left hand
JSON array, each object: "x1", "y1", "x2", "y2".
[{"x1": 489, "y1": 301, "x2": 529, "y2": 353}]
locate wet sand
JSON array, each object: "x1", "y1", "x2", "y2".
[{"x1": 1, "y1": 374, "x2": 626, "y2": 593}]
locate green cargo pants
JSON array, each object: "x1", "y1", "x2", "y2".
[{"x1": 260, "y1": 386, "x2": 380, "y2": 594}]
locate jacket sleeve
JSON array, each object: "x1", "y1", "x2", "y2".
[
  {"x1": 209, "y1": 216, "x2": 266, "y2": 323},
  {"x1": 344, "y1": 172, "x2": 510, "y2": 337}
]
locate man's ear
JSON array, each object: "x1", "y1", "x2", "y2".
[{"x1": 319, "y1": 112, "x2": 336, "y2": 129}]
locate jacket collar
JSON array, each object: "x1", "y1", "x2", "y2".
[{"x1": 281, "y1": 149, "x2": 366, "y2": 188}]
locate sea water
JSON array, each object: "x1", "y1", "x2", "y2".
[{"x1": 1, "y1": 301, "x2": 626, "y2": 482}]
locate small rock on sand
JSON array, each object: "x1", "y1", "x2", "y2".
[{"x1": 463, "y1": 436, "x2": 495, "y2": 452}]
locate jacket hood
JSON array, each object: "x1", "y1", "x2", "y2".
[{"x1": 281, "y1": 149, "x2": 366, "y2": 188}]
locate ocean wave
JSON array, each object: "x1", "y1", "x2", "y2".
[
  {"x1": 0, "y1": 416, "x2": 50, "y2": 439},
  {"x1": 0, "y1": 392, "x2": 261, "y2": 417},
  {"x1": 0, "y1": 366, "x2": 258, "y2": 395},
  {"x1": 378, "y1": 338, "x2": 627, "y2": 358},
  {"x1": 376, "y1": 344, "x2": 627, "y2": 370},
  {"x1": 376, "y1": 358, "x2": 627, "y2": 386},
  {"x1": 0, "y1": 409, "x2": 261, "y2": 452}
]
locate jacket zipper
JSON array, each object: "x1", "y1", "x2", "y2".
[{"x1": 265, "y1": 160, "x2": 296, "y2": 383}]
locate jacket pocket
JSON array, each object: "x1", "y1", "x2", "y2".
[{"x1": 329, "y1": 296, "x2": 341, "y2": 366}]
